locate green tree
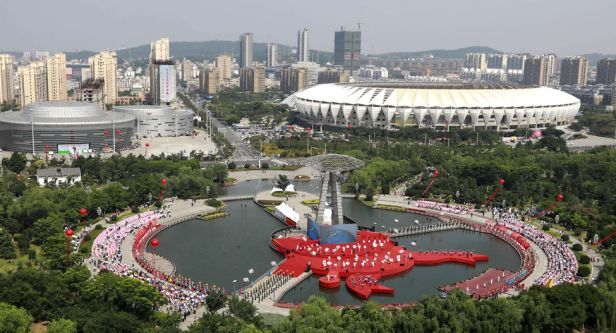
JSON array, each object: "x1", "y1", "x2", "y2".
[
  {"x1": 32, "y1": 215, "x2": 64, "y2": 245},
  {"x1": 3, "y1": 153, "x2": 27, "y2": 173},
  {"x1": 0, "y1": 228, "x2": 16, "y2": 259},
  {"x1": 274, "y1": 296, "x2": 344, "y2": 333},
  {"x1": 47, "y1": 318, "x2": 77, "y2": 333},
  {"x1": 205, "y1": 289, "x2": 226, "y2": 313},
  {"x1": 227, "y1": 295, "x2": 262, "y2": 327},
  {"x1": 342, "y1": 301, "x2": 393, "y2": 333},
  {"x1": 81, "y1": 272, "x2": 166, "y2": 319},
  {"x1": 275, "y1": 175, "x2": 290, "y2": 190},
  {"x1": 0, "y1": 302, "x2": 32, "y2": 333}
]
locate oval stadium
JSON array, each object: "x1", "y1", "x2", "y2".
[
  {"x1": 0, "y1": 101, "x2": 135, "y2": 153},
  {"x1": 282, "y1": 82, "x2": 581, "y2": 131}
]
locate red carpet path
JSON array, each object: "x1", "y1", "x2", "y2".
[
  {"x1": 271, "y1": 230, "x2": 488, "y2": 299},
  {"x1": 440, "y1": 268, "x2": 514, "y2": 299}
]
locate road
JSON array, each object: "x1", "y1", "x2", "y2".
[{"x1": 184, "y1": 93, "x2": 260, "y2": 161}]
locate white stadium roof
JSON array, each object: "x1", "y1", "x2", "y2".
[{"x1": 283, "y1": 82, "x2": 579, "y2": 109}]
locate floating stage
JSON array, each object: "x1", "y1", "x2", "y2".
[{"x1": 271, "y1": 230, "x2": 488, "y2": 299}]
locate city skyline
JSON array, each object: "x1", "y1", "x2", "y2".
[{"x1": 0, "y1": 0, "x2": 615, "y2": 56}]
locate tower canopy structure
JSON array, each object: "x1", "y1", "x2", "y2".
[{"x1": 303, "y1": 154, "x2": 364, "y2": 225}]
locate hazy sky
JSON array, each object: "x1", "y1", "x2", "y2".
[{"x1": 1, "y1": 0, "x2": 614, "y2": 56}]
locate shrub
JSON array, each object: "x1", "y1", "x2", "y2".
[
  {"x1": 572, "y1": 243, "x2": 583, "y2": 251},
  {"x1": 573, "y1": 229, "x2": 582, "y2": 237},
  {"x1": 542, "y1": 224, "x2": 551, "y2": 231},
  {"x1": 207, "y1": 198, "x2": 222, "y2": 208},
  {"x1": 95, "y1": 224, "x2": 103, "y2": 230},
  {"x1": 131, "y1": 206, "x2": 140, "y2": 214},
  {"x1": 244, "y1": 163, "x2": 251, "y2": 169},
  {"x1": 561, "y1": 234, "x2": 570, "y2": 242},
  {"x1": 110, "y1": 215, "x2": 118, "y2": 222},
  {"x1": 579, "y1": 255, "x2": 591, "y2": 265},
  {"x1": 261, "y1": 162, "x2": 269, "y2": 169},
  {"x1": 227, "y1": 162, "x2": 237, "y2": 169},
  {"x1": 577, "y1": 266, "x2": 591, "y2": 277}
]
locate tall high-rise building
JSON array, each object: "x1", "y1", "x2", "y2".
[
  {"x1": 334, "y1": 28, "x2": 361, "y2": 73},
  {"x1": 199, "y1": 67, "x2": 219, "y2": 95},
  {"x1": 297, "y1": 28, "x2": 309, "y2": 62},
  {"x1": 266, "y1": 43, "x2": 278, "y2": 67},
  {"x1": 150, "y1": 37, "x2": 170, "y2": 62},
  {"x1": 88, "y1": 51, "x2": 117, "y2": 105},
  {"x1": 18, "y1": 62, "x2": 48, "y2": 109},
  {"x1": 76, "y1": 79, "x2": 105, "y2": 106},
  {"x1": 506, "y1": 54, "x2": 527, "y2": 71},
  {"x1": 596, "y1": 58, "x2": 616, "y2": 85},
  {"x1": 486, "y1": 54, "x2": 507, "y2": 70},
  {"x1": 318, "y1": 69, "x2": 350, "y2": 84},
  {"x1": 522, "y1": 56, "x2": 549, "y2": 86},
  {"x1": 150, "y1": 61, "x2": 176, "y2": 105},
  {"x1": 239, "y1": 33, "x2": 253, "y2": 68},
  {"x1": 45, "y1": 53, "x2": 67, "y2": 101},
  {"x1": 148, "y1": 38, "x2": 176, "y2": 105},
  {"x1": 239, "y1": 66, "x2": 264, "y2": 93},
  {"x1": 559, "y1": 57, "x2": 588, "y2": 86},
  {"x1": 216, "y1": 54, "x2": 232, "y2": 81},
  {"x1": 544, "y1": 54, "x2": 557, "y2": 75},
  {"x1": 280, "y1": 68, "x2": 306, "y2": 93},
  {"x1": 35, "y1": 51, "x2": 49, "y2": 61},
  {"x1": 0, "y1": 54, "x2": 15, "y2": 104},
  {"x1": 465, "y1": 53, "x2": 488, "y2": 71},
  {"x1": 182, "y1": 59, "x2": 194, "y2": 81}
]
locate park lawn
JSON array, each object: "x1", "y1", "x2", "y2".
[
  {"x1": 301, "y1": 199, "x2": 320, "y2": 205},
  {"x1": 272, "y1": 191, "x2": 297, "y2": 198},
  {"x1": 358, "y1": 197, "x2": 375, "y2": 207},
  {"x1": 0, "y1": 244, "x2": 41, "y2": 274}
]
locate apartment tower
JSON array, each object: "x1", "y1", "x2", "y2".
[{"x1": 88, "y1": 51, "x2": 118, "y2": 105}]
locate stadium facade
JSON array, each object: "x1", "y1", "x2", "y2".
[
  {"x1": 113, "y1": 105, "x2": 193, "y2": 138},
  {"x1": 0, "y1": 101, "x2": 134, "y2": 153},
  {"x1": 282, "y1": 82, "x2": 580, "y2": 131}
]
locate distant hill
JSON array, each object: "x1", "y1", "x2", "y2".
[
  {"x1": 377, "y1": 46, "x2": 502, "y2": 59},
  {"x1": 582, "y1": 53, "x2": 616, "y2": 66}
]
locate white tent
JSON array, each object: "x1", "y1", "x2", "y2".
[
  {"x1": 284, "y1": 184, "x2": 296, "y2": 192},
  {"x1": 271, "y1": 186, "x2": 283, "y2": 193},
  {"x1": 274, "y1": 202, "x2": 300, "y2": 224}
]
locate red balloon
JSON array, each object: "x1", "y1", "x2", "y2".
[
  {"x1": 79, "y1": 208, "x2": 88, "y2": 216},
  {"x1": 556, "y1": 194, "x2": 564, "y2": 202},
  {"x1": 65, "y1": 229, "x2": 74, "y2": 237},
  {"x1": 104, "y1": 130, "x2": 109, "y2": 136},
  {"x1": 150, "y1": 238, "x2": 160, "y2": 248},
  {"x1": 499, "y1": 179, "x2": 505, "y2": 185},
  {"x1": 161, "y1": 178, "x2": 167, "y2": 186},
  {"x1": 145, "y1": 143, "x2": 150, "y2": 148},
  {"x1": 433, "y1": 169, "x2": 440, "y2": 177}
]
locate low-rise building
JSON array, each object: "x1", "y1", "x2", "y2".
[{"x1": 36, "y1": 167, "x2": 82, "y2": 186}]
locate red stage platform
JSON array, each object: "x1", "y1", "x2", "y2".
[{"x1": 271, "y1": 230, "x2": 488, "y2": 300}]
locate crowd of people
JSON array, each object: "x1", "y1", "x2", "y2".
[
  {"x1": 497, "y1": 212, "x2": 578, "y2": 286},
  {"x1": 70, "y1": 224, "x2": 94, "y2": 253},
  {"x1": 89, "y1": 209, "x2": 213, "y2": 318},
  {"x1": 242, "y1": 270, "x2": 294, "y2": 303},
  {"x1": 347, "y1": 274, "x2": 378, "y2": 287},
  {"x1": 415, "y1": 199, "x2": 473, "y2": 215}
]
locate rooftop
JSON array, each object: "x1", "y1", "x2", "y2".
[{"x1": 36, "y1": 167, "x2": 81, "y2": 178}]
